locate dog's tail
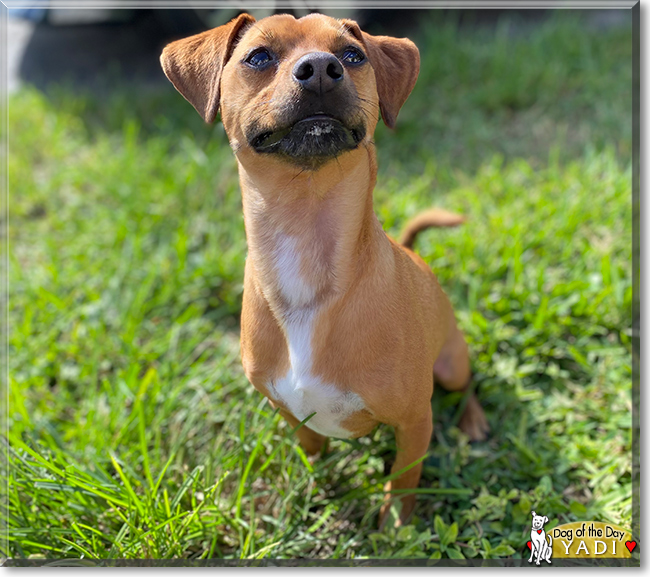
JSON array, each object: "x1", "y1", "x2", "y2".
[{"x1": 399, "y1": 208, "x2": 466, "y2": 250}]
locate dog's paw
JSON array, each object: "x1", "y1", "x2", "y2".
[
  {"x1": 307, "y1": 447, "x2": 328, "y2": 465},
  {"x1": 459, "y1": 394, "x2": 490, "y2": 441},
  {"x1": 378, "y1": 490, "x2": 416, "y2": 530}
]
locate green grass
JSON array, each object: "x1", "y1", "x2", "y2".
[{"x1": 6, "y1": 12, "x2": 633, "y2": 561}]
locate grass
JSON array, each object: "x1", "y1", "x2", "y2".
[{"x1": 6, "y1": 11, "x2": 633, "y2": 562}]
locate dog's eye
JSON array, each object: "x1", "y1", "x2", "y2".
[
  {"x1": 342, "y1": 47, "x2": 365, "y2": 64},
  {"x1": 245, "y1": 49, "x2": 273, "y2": 68}
]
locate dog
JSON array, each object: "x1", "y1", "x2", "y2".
[
  {"x1": 161, "y1": 12, "x2": 489, "y2": 528},
  {"x1": 529, "y1": 511, "x2": 553, "y2": 565}
]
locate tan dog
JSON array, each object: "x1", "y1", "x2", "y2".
[{"x1": 161, "y1": 12, "x2": 489, "y2": 528}]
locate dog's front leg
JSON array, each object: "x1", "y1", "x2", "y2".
[
  {"x1": 378, "y1": 409, "x2": 433, "y2": 529},
  {"x1": 277, "y1": 406, "x2": 327, "y2": 457},
  {"x1": 528, "y1": 543, "x2": 535, "y2": 564}
]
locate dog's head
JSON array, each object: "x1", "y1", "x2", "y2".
[
  {"x1": 160, "y1": 13, "x2": 419, "y2": 170},
  {"x1": 531, "y1": 511, "x2": 549, "y2": 530}
]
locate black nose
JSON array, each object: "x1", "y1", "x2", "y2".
[{"x1": 292, "y1": 52, "x2": 344, "y2": 94}]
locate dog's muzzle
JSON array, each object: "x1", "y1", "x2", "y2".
[{"x1": 249, "y1": 114, "x2": 365, "y2": 166}]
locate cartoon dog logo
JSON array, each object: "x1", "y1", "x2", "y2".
[{"x1": 528, "y1": 511, "x2": 553, "y2": 565}]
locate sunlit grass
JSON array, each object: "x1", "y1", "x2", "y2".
[{"x1": 7, "y1": 11, "x2": 632, "y2": 561}]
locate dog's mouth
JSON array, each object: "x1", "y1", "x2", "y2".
[{"x1": 249, "y1": 114, "x2": 365, "y2": 166}]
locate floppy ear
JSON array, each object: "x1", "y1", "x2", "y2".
[
  {"x1": 341, "y1": 20, "x2": 420, "y2": 129},
  {"x1": 543, "y1": 516, "x2": 548, "y2": 523},
  {"x1": 160, "y1": 13, "x2": 256, "y2": 123},
  {"x1": 531, "y1": 511, "x2": 536, "y2": 517}
]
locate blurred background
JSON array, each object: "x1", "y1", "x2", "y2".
[
  {"x1": 9, "y1": 6, "x2": 628, "y2": 94},
  {"x1": 8, "y1": 5, "x2": 634, "y2": 563},
  {"x1": 8, "y1": 6, "x2": 631, "y2": 169}
]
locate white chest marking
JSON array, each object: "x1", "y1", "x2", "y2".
[
  {"x1": 267, "y1": 235, "x2": 365, "y2": 439},
  {"x1": 273, "y1": 234, "x2": 315, "y2": 308}
]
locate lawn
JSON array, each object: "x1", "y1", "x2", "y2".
[{"x1": 6, "y1": 11, "x2": 634, "y2": 562}]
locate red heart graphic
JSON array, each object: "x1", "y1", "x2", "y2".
[
  {"x1": 527, "y1": 541, "x2": 532, "y2": 550},
  {"x1": 625, "y1": 541, "x2": 636, "y2": 553},
  {"x1": 537, "y1": 529, "x2": 542, "y2": 534}
]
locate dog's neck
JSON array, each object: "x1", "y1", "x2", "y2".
[{"x1": 238, "y1": 148, "x2": 389, "y2": 318}]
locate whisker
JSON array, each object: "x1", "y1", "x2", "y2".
[
  {"x1": 357, "y1": 96, "x2": 380, "y2": 108},
  {"x1": 242, "y1": 97, "x2": 277, "y2": 111},
  {"x1": 358, "y1": 104, "x2": 378, "y2": 116},
  {"x1": 334, "y1": 155, "x2": 344, "y2": 176},
  {"x1": 287, "y1": 168, "x2": 306, "y2": 187},
  {"x1": 248, "y1": 22, "x2": 276, "y2": 46},
  {"x1": 335, "y1": 20, "x2": 356, "y2": 43}
]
